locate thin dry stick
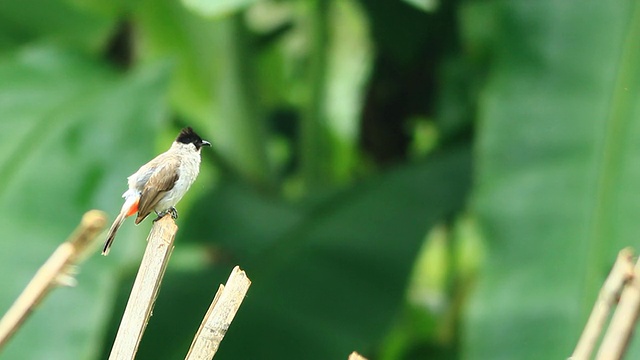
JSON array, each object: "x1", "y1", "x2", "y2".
[
  {"x1": 185, "y1": 266, "x2": 251, "y2": 360},
  {"x1": 348, "y1": 351, "x2": 368, "y2": 360},
  {"x1": 596, "y1": 254, "x2": 640, "y2": 360},
  {"x1": 571, "y1": 248, "x2": 635, "y2": 360},
  {"x1": 108, "y1": 215, "x2": 177, "y2": 360},
  {"x1": 0, "y1": 210, "x2": 107, "y2": 351}
]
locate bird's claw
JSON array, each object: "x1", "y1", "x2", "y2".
[
  {"x1": 153, "y1": 207, "x2": 178, "y2": 222},
  {"x1": 168, "y1": 207, "x2": 178, "y2": 219}
]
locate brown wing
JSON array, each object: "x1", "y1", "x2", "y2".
[{"x1": 134, "y1": 159, "x2": 179, "y2": 224}]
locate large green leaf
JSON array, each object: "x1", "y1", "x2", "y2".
[
  {"x1": 178, "y1": 181, "x2": 308, "y2": 258},
  {"x1": 401, "y1": 0, "x2": 438, "y2": 13},
  {"x1": 0, "y1": 0, "x2": 115, "y2": 51},
  {"x1": 133, "y1": 145, "x2": 471, "y2": 359},
  {"x1": 466, "y1": 1, "x2": 640, "y2": 359},
  {"x1": 181, "y1": 0, "x2": 258, "y2": 18},
  {"x1": 0, "y1": 45, "x2": 169, "y2": 359}
]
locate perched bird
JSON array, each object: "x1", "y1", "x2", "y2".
[{"x1": 102, "y1": 127, "x2": 210, "y2": 255}]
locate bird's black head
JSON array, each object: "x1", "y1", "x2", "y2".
[{"x1": 176, "y1": 127, "x2": 211, "y2": 150}]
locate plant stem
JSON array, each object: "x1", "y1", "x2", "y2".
[
  {"x1": 184, "y1": 266, "x2": 251, "y2": 359},
  {"x1": 301, "y1": 0, "x2": 331, "y2": 190},
  {"x1": 108, "y1": 215, "x2": 177, "y2": 360},
  {"x1": 0, "y1": 210, "x2": 106, "y2": 352},
  {"x1": 216, "y1": 14, "x2": 272, "y2": 186}
]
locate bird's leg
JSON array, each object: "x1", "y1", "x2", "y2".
[{"x1": 153, "y1": 207, "x2": 178, "y2": 222}]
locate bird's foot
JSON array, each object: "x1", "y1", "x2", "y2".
[{"x1": 153, "y1": 207, "x2": 178, "y2": 222}]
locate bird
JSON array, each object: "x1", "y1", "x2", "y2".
[{"x1": 102, "y1": 127, "x2": 210, "y2": 255}]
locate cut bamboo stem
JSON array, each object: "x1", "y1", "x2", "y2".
[
  {"x1": 596, "y1": 254, "x2": 640, "y2": 360},
  {"x1": 0, "y1": 210, "x2": 107, "y2": 351},
  {"x1": 571, "y1": 248, "x2": 635, "y2": 359},
  {"x1": 108, "y1": 215, "x2": 177, "y2": 360},
  {"x1": 348, "y1": 351, "x2": 368, "y2": 360},
  {"x1": 185, "y1": 266, "x2": 251, "y2": 360}
]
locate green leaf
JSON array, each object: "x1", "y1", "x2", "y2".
[
  {"x1": 0, "y1": 45, "x2": 169, "y2": 359},
  {"x1": 181, "y1": 0, "x2": 258, "y2": 18},
  {"x1": 223, "y1": 146, "x2": 471, "y2": 359},
  {"x1": 0, "y1": 0, "x2": 116, "y2": 51},
  {"x1": 178, "y1": 181, "x2": 308, "y2": 258},
  {"x1": 466, "y1": 1, "x2": 640, "y2": 359},
  {"x1": 135, "y1": 145, "x2": 472, "y2": 359},
  {"x1": 133, "y1": 0, "x2": 219, "y2": 123},
  {"x1": 324, "y1": 0, "x2": 372, "y2": 182},
  {"x1": 401, "y1": 0, "x2": 439, "y2": 13}
]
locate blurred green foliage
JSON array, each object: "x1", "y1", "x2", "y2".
[{"x1": 0, "y1": 0, "x2": 638, "y2": 359}]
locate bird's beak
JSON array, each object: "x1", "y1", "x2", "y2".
[{"x1": 201, "y1": 140, "x2": 211, "y2": 147}]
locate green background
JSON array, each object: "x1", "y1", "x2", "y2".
[{"x1": 0, "y1": 0, "x2": 639, "y2": 359}]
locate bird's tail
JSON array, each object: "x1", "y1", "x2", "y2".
[
  {"x1": 102, "y1": 212, "x2": 126, "y2": 255},
  {"x1": 102, "y1": 192, "x2": 140, "y2": 256}
]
